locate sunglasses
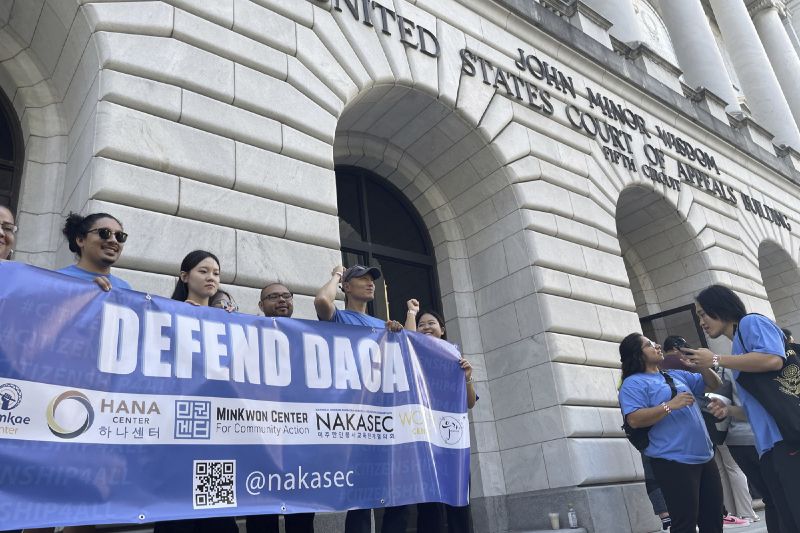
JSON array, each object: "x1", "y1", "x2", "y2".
[
  {"x1": 87, "y1": 227, "x2": 128, "y2": 243},
  {"x1": 1, "y1": 222, "x2": 17, "y2": 235}
]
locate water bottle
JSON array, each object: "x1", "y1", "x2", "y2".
[{"x1": 568, "y1": 504, "x2": 578, "y2": 528}]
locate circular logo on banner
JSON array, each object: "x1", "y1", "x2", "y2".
[
  {"x1": 438, "y1": 415, "x2": 463, "y2": 445},
  {"x1": 46, "y1": 390, "x2": 94, "y2": 439},
  {"x1": 0, "y1": 383, "x2": 22, "y2": 411}
]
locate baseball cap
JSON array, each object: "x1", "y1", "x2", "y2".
[{"x1": 342, "y1": 265, "x2": 382, "y2": 282}]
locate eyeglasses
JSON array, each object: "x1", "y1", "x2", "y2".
[
  {"x1": 0, "y1": 222, "x2": 17, "y2": 235},
  {"x1": 87, "y1": 228, "x2": 128, "y2": 243},
  {"x1": 643, "y1": 340, "x2": 658, "y2": 349},
  {"x1": 261, "y1": 292, "x2": 293, "y2": 302}
]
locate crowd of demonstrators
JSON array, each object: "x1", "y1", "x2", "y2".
[
  {"x1": 686, "y1": 285, "x2": 800, "y2": 532},
  {"x1": 618, "y1": 333, "x2": 723, "y2": 533},
  {"x1": 3, "y1": 210, "x2": 475, "y2": 533}
]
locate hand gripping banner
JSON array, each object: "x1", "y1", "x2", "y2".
[{"x1": 0, "y1": 263, "x2": 470, "y2": 529}]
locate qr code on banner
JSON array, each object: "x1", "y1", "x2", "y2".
[{"x1": 193, "y1": 460, "x2": 237, "y2": 509}]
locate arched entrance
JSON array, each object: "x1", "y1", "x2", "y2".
[
  {"x1": 617, "y1": 186, "x2": 712, "y2": 349},
  {"x1": 0, "y1": 88, "x2": 23, "y2": 210},
  {"x1": 758, "y1": 240, "x2": 800, "y2": 335},
  {"x1": 336, "y1": 165, "x2": 440, "y2": 321}
]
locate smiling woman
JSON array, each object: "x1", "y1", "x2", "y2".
[{"x1": 57, "y1": 212, "x2": 132, "y2": 291}]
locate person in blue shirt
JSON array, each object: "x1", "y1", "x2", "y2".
[
  {"x1": 314, "y1": 264, "x2": 405, "y2": 533},
  {"x1": 685, "y1": 284, "x2": 798, "y2": 532},
  {"x1": 618, "y1": 333, "x2": 722, "y2": 533},
  {"x1": 58, "y1": 212, "x2": 131, "y2": 291}
]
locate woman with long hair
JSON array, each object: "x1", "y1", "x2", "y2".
[
  {"x1": 155, "y1": 250, "x2": 237, "y2": 533},
  {"x1": 406, "y1": 302, "x2": 475, "y2": 533},
  {"x1": 618, "y1": 333, "x2": 722, "y2": 533},
  {"x1": 171, "y1": 250, "x2": 221, "y2": 306},
  {"x1": 685, "y1": 284, "x2": 798, "y2": 531}
]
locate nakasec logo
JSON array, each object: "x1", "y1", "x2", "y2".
[
  {"x1": 46, "y1": 390, "x2": 94, "y2": 439},
  {"x1": 0, "y1": 383, "x2": 22, "y2": 411}
]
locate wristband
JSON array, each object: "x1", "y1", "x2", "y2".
[
  {"x1": 661, "y1": 402, "x2": 671, "y2": 414},
  {"x1": 466, "y1": 378, "x2": 474, "y2": 384},
  {"x1": 407, "y1": 310, "x2": 417, "y2": 315}
]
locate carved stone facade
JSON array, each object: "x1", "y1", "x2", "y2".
[{"x1": 2, "y1": 0, "x2": 800, "y2": 531}]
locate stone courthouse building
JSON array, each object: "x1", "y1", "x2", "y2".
[{"x1": 3, "y1": 0, "x2": 800, "y2": 531}]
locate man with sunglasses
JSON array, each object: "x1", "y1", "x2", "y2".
[{"x1": 58, "y1": 212, "x2": 131, "y2": 291}]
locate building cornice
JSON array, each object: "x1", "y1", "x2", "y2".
[
  {"x1": 747, "y1": 0, "x2": 788, "y2": 18},
  {"x1": 492, "y1": 0, "x2": 800, "y2": 184}
]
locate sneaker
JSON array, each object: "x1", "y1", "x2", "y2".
[{"x1": 723, "y1": 515, "x2": 750, "y2": 527}]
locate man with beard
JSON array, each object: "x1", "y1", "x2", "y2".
[{"x1": 247, "y1": 281, "x2": 315, "y2": 533}]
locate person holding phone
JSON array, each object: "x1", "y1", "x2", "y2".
[
  {"x1": 685, "y1": 284, "x2": 799, "y2": 531},
  {"x1": 618, "y1": 333, "x2": 723, "y2": 533}
]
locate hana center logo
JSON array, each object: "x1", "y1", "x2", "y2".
[{"x1": 46, "y1": 390, "x2": 95, "y2": 439}]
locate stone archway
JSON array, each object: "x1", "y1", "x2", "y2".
[
  {"x1": 0, "y1": 1, "x2": 98, "y2": 267},
  {"x1": 758, "y1": 240, "x2": 800, "y2": 335}
]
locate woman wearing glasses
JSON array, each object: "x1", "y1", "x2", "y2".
[
  {"x1": 59, "y1": 212, "x2": 131, "y2": 291},
  {"x1": 0, "y1": 204, "x2": 16, "y2": 260},
  {"x1": 618, "y1": 333, "x2": 723, "y2": 533}
]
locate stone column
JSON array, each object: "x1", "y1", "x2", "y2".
[
  {"x1": 710, "y1": 0, "x2": 800, "y2": 149},
  {"x1": 580, "y1": 0, "x2": 644, "y2": 43},
  {"x1": 783, "y1": 10, "x2": 800, "y2": 57},
  {"x1": 656, "y1": 0, "x2": 740, "y2": 109},
  {"x1": 750, "y1": 1, "x2": 800, "y2": 127}
]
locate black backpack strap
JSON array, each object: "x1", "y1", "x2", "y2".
[{"x1": 660, "y1": 370, "x2": 678, "y2": 399}]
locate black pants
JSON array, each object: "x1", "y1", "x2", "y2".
[
  {"x1": 417, "y1": 502, "x2": 471, "y2": 533},
  {"x1": 246, "y1": 512, "x2": 315, "y2": 532},
  {"x1": 650, "y1": 457, "x2": 723, "y2": 533},
  {"x1": 345, "y1": 506, "x2": 409, "y2": 533},
  {"x1": 759, "y1": 441, "x2": 800, "y2": 533},
  {"x1": 728, "y1": 444, "x2": 780, "y2": 532}
]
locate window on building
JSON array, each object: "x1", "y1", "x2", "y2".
[
  {"x1": 0, "y1": 89, "x2": 23, "y2": 211},
  {"x1": 640, "y1": 304, "x2": 709, "y2": 349},
  {"x1": 336, "y1": 166, "x2": 440, "y2": 322}
]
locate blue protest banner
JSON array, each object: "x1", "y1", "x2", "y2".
[{"x1": 0, "y1": 262, "x2": 470, "y2": 529}]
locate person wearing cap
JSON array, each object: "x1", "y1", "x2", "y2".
[
  {"x1": 314, "y1": 265, "x2": 406, "y2": 533},
  {"x1": 314, "y1": 265, "x2": 403, "y2": 332}
]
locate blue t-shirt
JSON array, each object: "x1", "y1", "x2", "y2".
[
  {"x1": 619, "y1": 370, "x2": 712, "y2": 463},
  {"x1": 57, "y1": 264, "x2": 132, "y2": 290},
  {"x1": 731, "y1": 314, "x2": 786, "y2": 457},
  {"x1": 329, "y1": 308, "x2": 386, "y2": 328}
]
